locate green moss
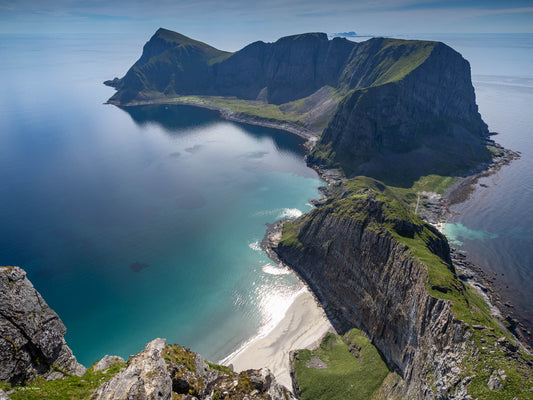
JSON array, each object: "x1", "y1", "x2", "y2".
[
  {"x1": 293, "y1": 329, "x2": 390, "y2": 400},
  {"x1": 236, "y1": 372, "x2": 255, "y2": 393},
  {"x1": 280, "y1": 220, "x2": 304, "y2": 249},
  {"x1": 162, "y1": 344, "x2": 198, "y2": 372},
  {"x1": 371, "y1": 40, "x2": 436, "y2": 86},
  {"x1": 205, "y1": 361, "x2": 232, "y2": 375},
  {"x1": 6, "y1": 360, "x2": 126, "y2": 400}
]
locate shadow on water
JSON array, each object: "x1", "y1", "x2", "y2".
[
  {"x1": 119, "y1": 104, "x2": 220, "y2": 132},
  {"x1": 119, "y1": 104, "x2": 308, "y2": 155}
]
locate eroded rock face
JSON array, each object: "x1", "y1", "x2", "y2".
[
  {"x1": 274, "y1": 188, "x2": 468, "y2": 399},
  {"x1": 92, "y1": 339, "x2": 295, "y2": 400},
  {"x1": 0, "y1": 266, "x2": 86, "y2": 385},
  {"x1": 92, "y1": 338, "x2": 172, "y2": 400},
  {"x1": 309, "y1": 42, "x2": 490, "y2": 186}
]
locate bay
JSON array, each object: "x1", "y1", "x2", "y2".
[{"x1": 0, "y1": 33, "x2": 323, "y2": 365}]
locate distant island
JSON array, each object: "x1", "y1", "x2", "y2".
[{"x1": 1, "y1": 28, "x2": 531, "y2": 399}]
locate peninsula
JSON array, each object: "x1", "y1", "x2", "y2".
[{"x1": 1, "y1": 28, "x2": 531, "y2": 399}]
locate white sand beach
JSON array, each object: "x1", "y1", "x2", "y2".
[{"x1": 222, "y1": 287, "x2": 334, "y2": 389}]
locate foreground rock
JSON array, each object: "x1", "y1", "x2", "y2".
[
  {"x1": 92, "y1": 338, "x2": 171, "y2": 400},
  {"x1": 0, "y1": 266, "x2": 86, "y2": 385},
  {"x1": 92, "y1": 339, "x2": 295, "y2": 400}
]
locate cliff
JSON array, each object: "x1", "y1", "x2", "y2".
[
  {"x1": 309, "y1": 41, "x2": 490, "y2": 186},
  {"x1": 0, "y1": 266, "x2": 86, "y2": 386},
  {"x1": 106, "y1": 29, "x2": 354, "y2": 105},
  {"x1": 275, "y1": 178, "x2": 533, "y2": 399},
  {"x1": 107, "y1": 29, "x2": 491, "y2": 186}
]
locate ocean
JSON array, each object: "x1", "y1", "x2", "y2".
[
  {"x1": 0, "y1": 33, "x2": 322, "y2": 364},
  {"x1": 0, "y1": 32, "x2": 531, "y2": 366}
]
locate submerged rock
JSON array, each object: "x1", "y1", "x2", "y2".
[{"x1": 0, "y1": 266, "x2": 86, "y2": 385}]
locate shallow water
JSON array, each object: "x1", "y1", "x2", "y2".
[{"x1": 0, "y1": 34, "x2": 323, "y2": 365}]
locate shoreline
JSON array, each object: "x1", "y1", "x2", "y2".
[
  {"x1": 221, "y1": 287, "x2": 334, "y2": 389},
  {"x1": 106, "y1": 98, "x2": 319, "y2": 150},
  {"x1": 112, "y1": 98, "x2": 531, "y2": 355},
  {"x1": 416, "y1": 143, "x2": 532, "y2": 349}
]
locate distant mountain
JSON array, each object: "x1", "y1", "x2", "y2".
[{"x1": 106, "y1": 28, "x2": 490, "y2": 186}]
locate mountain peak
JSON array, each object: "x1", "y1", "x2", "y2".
[{"x1": 275, "y1": 32, "x2": 329, "y2": 43}]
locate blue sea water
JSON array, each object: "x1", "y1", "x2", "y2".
[{"x1": 0, "y1": 33, "x2": 322, "y2": 365}]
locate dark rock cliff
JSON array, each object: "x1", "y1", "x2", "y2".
[
  {"x1": 274, "y1": 180, "x2": 475, "y2": 398},
  {"x1": 0, "y1": 266, "x2": 86, "y2": 385},
  {"x1": 309, "y1": 41, "x2": 490, "y2": 186},
  {"x1": 108, "y1": 29, "x2": 356, "y2": 105}
]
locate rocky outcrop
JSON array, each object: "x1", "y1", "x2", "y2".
[
  {"x1": 274, "y1": 180, "x2": 474, "y2": 398},
  {"x1": 91, "y1": 338, "x2": 172, "y2": 400},
  {"x1": 0, "y1": 266, "x2": 86, "y2": 386},
  {"x1": 92, "y1": 339, "x2": 295, "y2": 400}
]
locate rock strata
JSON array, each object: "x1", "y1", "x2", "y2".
[
  {"x1": 0, "y1": 266, "x2": 85, "y2": 385},
  {"x1": 274, "y1": 179, "x2": 533, "y2": 398}
]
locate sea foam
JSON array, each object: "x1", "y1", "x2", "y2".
[{"x1": 262, "y1": 263, "x2": 291, "y2": 276}]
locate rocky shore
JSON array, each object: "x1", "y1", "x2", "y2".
[{"x1": 413, "y1": 141, "x2": 531, "y2": 349}]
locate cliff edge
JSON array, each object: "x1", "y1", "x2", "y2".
[
  {"x1": 0, "y1": 266, "x2": 86, "y2": 385},
  {"x1": 274, "y1": 178, "x2": 533, "y2": 399}
]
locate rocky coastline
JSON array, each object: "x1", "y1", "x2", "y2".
[
  {"x1": 120, "y1": 92, "x2": 530, "y2": 354},
  {"x1": 414, "y1": 142, "x2": 532, "y2": 349}
]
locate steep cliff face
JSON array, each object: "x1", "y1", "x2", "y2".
[
  {"x1": 275, "y1": 180, "x2": 467, "y2": 397},
  {"x1": 309, "y1": 41, "x2": 490, "y2": 186},
  {"x1": 107, "y1": 28, "x2": 232, "y2": 104},
  {"x1": 274, "y1": 178, "x2": 533, "y2": 398},
  {"x1": 213, "y1": 33, "x2": 355, "y2": 103},
  {"x1": 108, "y1": 29, "x2": 355, "y2": 105},
  {"x1": 0, "y1": 266, "x2": 86, "y2": 385}
]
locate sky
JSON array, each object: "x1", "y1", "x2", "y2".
[{"x1": 1, "y1": 0, "x2": 533, "y2": 50}]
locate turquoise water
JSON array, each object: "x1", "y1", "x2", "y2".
[
  {"x1": 441, "y1": 222, "x2": 499, "y2": 247},
  {"x1": 2, "y1": 32, "x2": 532, "y2": 362},
  {"x1": 0, "y1": 34, "x2": 323, "y2": 365}
]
